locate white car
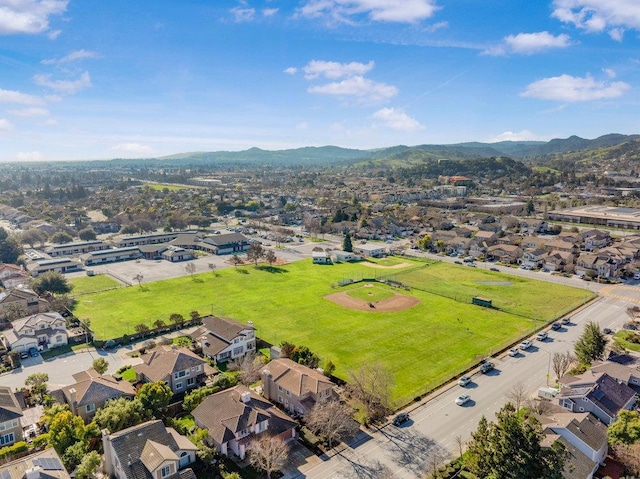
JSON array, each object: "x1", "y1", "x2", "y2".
[
  {"x1": 536, "y1": 331, "x2": 548, "y2": 341},
  {"x1": 520, "y1": 340, "x2": 533, "y2": 350},
  {"x1": 508, "y1": 347, "x2": 519, "y2": 357},
  {"x1": 455, "y1": 394, "x2": 471, "y2": 406},
  {"x1": 458, "y1": 375, "x2": 472, "y2": 386}
]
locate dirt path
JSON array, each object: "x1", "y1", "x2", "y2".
[
  {"x1": 324, "y1": 291, "x2": 420, "y2": 312},
  {"x1": 360, "y1": 261, "x2": 412, "y2": 269}
]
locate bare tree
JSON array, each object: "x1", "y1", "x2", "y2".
[
  {"x1": 347, "y1": 362, "x2": 394, "y2": 421},
  {"x1": 228, "y1": 352, "x2": 264, "y2": 385},
  {"x1": 248, "y1": 434, "x2": 289, "y2": 479},
  {"x1": 305, "y1": 399, "x2": 359, "y2": 449},
  {"x1": 614, "y1": 443, "x2": 640, "y2": 476},
  {"x1": 524, "y1": 397, "x2": 551, "y2": 415},
  {"x1": 185, "y1": 262, "x2": 196, "y2": 277},
  {"x1": 133, "y1": 273, "x2": 144, "y2": 288},
  {"x1": 230, "y1": 254, "x2": 243, "y2": 269},
  {"x1": 207, "y1": 262, "x2": 216, "y2": 275},
  {"x1": 552, "y1": 351, "x2": 574, "y2": 383},
  {"x1": 246, "y1": 242, "x2": 265, "y2": 265},
  {"x1": 427, "y1": 443, "x2": 450, "y2": 479},
  {"x1": 264, "y1": 249, "x2": 277, "y2": 266},
  {"x1": 454, "y1": 435, "x2": 465, "y2": 459},
  {"x1": 505, "y1": 382, "x2": 528, "y2": 412}
]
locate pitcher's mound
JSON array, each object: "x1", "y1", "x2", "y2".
[{"x1": 325, "y1": 291, "x2": 420, "y2": 312}]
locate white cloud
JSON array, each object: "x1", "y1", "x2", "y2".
[
  {"x1": 33, "y1": 71, "x2": 92, "y2": 94},
  {"x1": 110, "y1": 143, "x2": 153, "y2": 154},
  {"x1": 284, "y1": 67, "x2": 298, "y2": 75},
  {"x1": 42, "y1": 49, "x2": 98, "y2": 65},
  {"x1": 43, "y1": 118, "x2": 57, "y2": 125},
  {"x1": 47, "y1": 29, "x2": 61, "y2": 39},
  {"x1": 0, "y1": 0, "x2": 67, "y2": 35},
  {"x1": 297, "y1": 0, "x2": 439, "y2": 24},
  {"x1": 303, "y1": 59, "x2": 374, "y2": 80},
  {"x1": 371, "y1": 107, "x2": 424, "y2": 131},
  {"x1": 0, "y1": 118, "x2": 13, "y2": 131},
  {"x1": 603, "y1": 67, "x2": 616, "y2": 78},
  {"x1": 0, "y1": 88, "x2": 44, "y2": 105},
  {"x1": 16, "y1": 151, "x2": 43, "y2": 161},
  {"x1": 230, "y1": 7, "x2": 255, "y2": 22},
  {"x1": 296, "y1": 121, "x2": 309, "y2": 130},
  {"x1": 521, "y1": 73, "x2": 630, "y2": 102},
  {"x1": 7, "y1": 107, "x2": 49, "y2": 117},
  {"x1": 484, "y1": 31, "x2": 572, "y2": 56},
  {"x1": 552, "y1": 0, "x2": 640, "y2": 38},
  {"x1": 263, "y1": 8, "x2": 278, "y2": 17},
  {"x1": 308, "y1": 75, "x2": 398, "y2": 103},
  {"x1": 487, "y1": 130, "x2": 545, "y2": 142}
]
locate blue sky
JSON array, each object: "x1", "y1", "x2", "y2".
[{"x1": 1, "y1": 0, "x2": 640, "y2": 161}]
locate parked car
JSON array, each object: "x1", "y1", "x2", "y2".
[
  {"x1": 458, "y1": 375, "x2": 472, "y2": 386},
  {"x1": 561, "y1": 317, "x2": 571, "y2": 325},
  {"x1": 603, "y1": 328, "x2": 613, "y2": 335},
  {"x1": 28, "y1": 347, "x2": 39, "y2": 357},
  {"x1": 480, "y1": 362, "x2": 495, "y2": 373},
  {"x1": 392, "y1": 412, "x2": 410, "y2": 426},
  {"x1": 490, "y1": 267, "x2": 499, "y2": 272},
  {"x1": 454, "y1": 260, "x2": 463, "y2": 265},
  {"x1": 508, "y1": 347, "x2": 519, "y2": 357},
  {"x1": 536, "y1": 331, "x2": 548, "y2": 341},
  {"x1": 455, "y1": 394, "x2": 471, "y2": 406},
  {"x1": 520, "y1": 340, "x2": 533, "y2": 350},
  {"x1": 467, "y1": 263, "x2": 477, "y2": 268},
  {"x1": 20, "y1": 350, "x2": 28, "y2": 359},
  {"x1": 551, "y1": 322, "x2": 561, "y2": 331}
]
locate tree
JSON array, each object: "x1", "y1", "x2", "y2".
[
  {"x1": 228, "y1": 352, "x2": 264, "y2": 386},
  {"x1": 50, "y1": 231, "x2": 73, "y2": 244},
  {"x1": 20, "y1": 228, "x2": 47, "y2": 248},
  {"x1": 75, "y1": 450, "x2": 101, "y2": 479},
  {"x1": 246, "y1": 242, "x2": 265, "y2": 265},
  {"x1": 505, "y1": 382, "x2": 527, "y2": 413},
  {"x1": 170, "y1": 313, "x2": 185, "y2": 325},
  {"x1": 136, "y1": 381, "x2": 173, "y2": 416},
  {"x1": 613, "y1": 443, "x2": 640, "y2": 476},
  {"x1": 185, "y1": 262, "x2": 196, "y2": 277},
  {"x1": 609, "y1": 410, "x2": 640, "y2": 446},
  {"x1": 78, "y1": 227, "x2": 97, "y2": 241},
  {"x1": 94, "y1": 397, "x2": 148, "y2": 432},
  {"x1": 207, "y1": 262, "x2": 217, "y2": 275},
  {"x1": 347, "y1": 362, "x2": 394, "y2": 421},
  {"x1": 135, "y1": 323, "x2": 150, "y2": 336},
  {"x1": 230, "y1": 254, "x2": 243, "y2": 269},
  {"x1": 551, "y1": 351, "x2": 574, "y2": 382},
  {"x1": 574, "y1": 321, "x2": 607, "y2": 365},
  {"x1": 280, "y1": 341, "x2": 295, "y2": 358},
  {"x1": 290, "y1": 345, "x2": 320, "y2": 369},
  {"x1": 92, "y1": 357, "x2": 109, "y2": 375},
  {"x1": 323, "y1": 359, "x2": 336, "y2": 377},
  {"x1": 464, "y1": 403, "x2": 567, "y2": 479},
  {"x1": 153, "y1": 319, "x2": 166, "y2": 329},
  {"x1": 343, "y1": 232, "x2": 353, "y2": 252},
  {"x1": 25, "y1": 372, "x2": 49, "y2": 402},
  {"x1": 31, "y1": 271, "x2": 73, "y2": 295},
  {"x1": 133, "y1": 273, "x2": 144, "y2": 288},
  {"x1": 47, "y1": 409, "x2": 99, "y2": 470},
  {"x1": 264, "y1": 249, "x2": 277, "y2": 266},
  {"x1": 305, "y1": 399, "x2": 358, "y2": 448},
  {"x1": 526, "y1": 199, "x2": 535, "y2": 215},
  {"x1": 248, "y1": 434, "x2": 290, "y2": 479}
]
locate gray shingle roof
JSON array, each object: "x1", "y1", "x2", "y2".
[
  {"x1": 134, "y1": 347, "x2": 207, "y2": 382},
  {"x1": 0, "y1": 386, "x2": 22, "y2": 423}
]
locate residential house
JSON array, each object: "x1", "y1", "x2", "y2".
[
  {"x1": 444, "y1": 237, "x2": 472, "y2": 256},
  {"x1": 353, "y1": 243, "x2": 387, "y2": 258},
  {"x1": 558, "y1": 371, "x2": 637, "y2": 425},
  {"x1": 102, "y1": 419, "x2": 197, "y2": 479},
  {"x1": 473, "y1": 230, "x2": 498, "y2": 245},
  {"x1": 469, "y1": 240, "x2": 489, "y2": 259},
  {"x1": 540, "y1": 412, "x2": 608, "y2": 469},
  {"x1": 1, "y1": 312, "x2": 67, "y2": 353},
  {"x1": 581, "y1": 229, "x2": 611, "y2": 251},
  {"x1": 25, "y1": 257, "x2": 82, "y2": 277},
  {"x1": 575, "y1": 253, "x2": 620, "y2": 279},
  {"x1": 0, "y1": 385, "x2": 23, "y2": 447},
  {"x1": 541, "y1": 433, "x2": 598, "y2": 479},
  {"x1": 262, "y1": 358, "x2": 336, "y2": 415},
  {"x1": 520, "y1": 249, "x2": 547, "y2": 269},
  {"x1": 55, "y1": 369, "x2": 135, "y2": 423},
  {"x1": 312, "y1": 251, "x2": 332, "y2": 264},
  {"x1": 190, "y1": 315, "x2": 256, "y2": 364},
  {"x1": 544, "y1": 239, "x2": 579, "y2": 255},
  {"x1": 521, "y1": 235, "x2": 546, "y2": 251},
  {"x1": 588, "y1": 358, "x2": 640, "y2": 393},
  {"x1": 558, "y1": 231, "x2": 584, "y2": 246},
  {"x1": 486, "y1": 244, "x2": 523, "y2": 264},
  {"x1": 0, "y1": 263, "x2": 30, "y2": 289},
  {"x1": 192, "y1": 385, "x2": 297, "y2": 459},
  {"x1": 543, "y1": 250, "x2": 574, "y2": 273},
  {"x1": 0, "y1": 448, "x2": 70, "y2": 479},
  {"x1": 45, "y1": 240, "x2": 110, "y2": 257},
  {"x1": 0, "y1": 286, "x2": 49, "y2": 318},
  {"x1": 134, "y1": 346, "x2": 213, "y2": 394}
]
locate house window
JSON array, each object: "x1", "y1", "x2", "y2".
[
  {"x1": 278, "y1": 395, "x2": 283, "y2": 403},
  {"x1": 175, "y1": 371, "x2": 186, "y2": 379},
  {"x1": 161, "y1": 465, "x2": 171, "y2": 477},
  {"x1": 278, "y1": 385, "x2": 283, "y2": 392},
  {"x1": 0, "y1": 433, "x2": 15, "y2": 446},
  {"x1": 187, "y1": 378, "x2": 195, "y2": 386},
  {"x1": 196, "y1": 365, "x2": 201, "y2": 371},
  {"x1": 56, "y1": 336, "x2": 63, "y2": 343},
  {"x1": 176, "y1": 382, "x2": 183, "y2": 390},
  {"x1": 0, "y1": 420, "x2": 18, "y2": 432},
  {"x1": 579, "y1": 407, "x2": 585, "y2": 412},
  {"x1": 86, "y1": 403, "x2": 95, "y2": 413},
  {"x1": 233, "y1": 347, "x2": 243, "y2": 355},
  {"x1": 286, "y1": 390, "x2": 291, "y2": 397}
]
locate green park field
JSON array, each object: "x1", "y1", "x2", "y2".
[{"x1": 72, "y1": 258, "x2": 594, "y2": 405}]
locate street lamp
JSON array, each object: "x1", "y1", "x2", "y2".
[{"x1": 538, "y1": 346, "x2": 552, "y2": 386}]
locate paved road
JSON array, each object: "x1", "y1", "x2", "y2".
[{"x1": 295, "y1": 288, "x2": 637, "y2": 479}]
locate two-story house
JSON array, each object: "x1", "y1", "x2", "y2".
[
  {"x1": 1, "y1": 448, "x2": 70, "y2": 479},
  {"x1": 102, "y1": 419, "x2": 197, "y2": 479},
  {"x1": 1, "y1": 311, "x2": 67, "y2": 353},
  {"x1": 581, "y1": 229, "x2": 611, "y2": 252},
  {"x1": 558, "y1": 372, "x2": 637, "y2": 425},
  {"x1": 575, "y1": 253, "x2": 620, "y2": 279},
  {"x1": 55, "y1": 369, "x2": 135, "y2": 423},
  {"x1": 0, "y1": 286, "x2": 49, "y2": 319},
  {"x1": 543, "y1": 250, "x2": 574, "y2": 273},
  {"x1": 192, "y1": 385, "x2": 297, "y2": 459},
  {"x1": 0, "y1": 385, "x2": 23, "y2": 447},
  {"x1": 0, "y1": 264, "x2": 30, "y2": 290},
  {"x1": 486, "y1": 244, "x2": 523, "y2": 264},
  {"x1": 190, "y1": 315, "x2": 256, "y2": 364},
  {"x1": 134, "y1": 346, "x2": 213, "y2": 395},
  {"x1": 261, "y1": 358, "x2": 336, "y2": 415},
  {"x1": 520, "y1": 248, "x2": 547, "y2": 269}
]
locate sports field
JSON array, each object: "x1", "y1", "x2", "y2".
[{"x1": 72, "y1": 258, "x2": 594, "y2": 405}]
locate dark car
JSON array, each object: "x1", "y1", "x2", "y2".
[
  {"x1": 603, "y1": 328, "x2": 613, "y2": 335},
  {"x1": 480, "y1": 362, "x2": 495, "y2": 374},
  {"x1": 392, "y1": 412, "x2": 410, "y2": 426},
  {"x1": 28, "y1": 347, "x2": 39, "y2": 357},
  {"x1": 551, "y1": 322, "x2": 561, "y2": 331},
  {"x1": 490, "y1": 267, "x2": 499, "y2": 272},
  {"x1": 454, "y1": 260, "x2": 463, "y2": 265}
]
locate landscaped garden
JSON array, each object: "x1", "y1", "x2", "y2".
[{"x1": 72, "y1": 258, "x2": 595, "y2": 405}]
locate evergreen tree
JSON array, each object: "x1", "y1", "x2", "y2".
[
  {"x1": 343, "y1": 232, "x2": 353, "y2": 252},
  {"x1": 574, "y1": 321, "x2": 607, "y2": 365}
]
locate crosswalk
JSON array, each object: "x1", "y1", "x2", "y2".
[{"x1": 598, "y1": 284, "x2": 640, "y2": 305}]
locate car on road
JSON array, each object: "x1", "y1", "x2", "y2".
[
  {"x1": 467, "y1": 263, "x2": 477, "y2": 268},
  {"x1": 458, "y1": 375, "x2": 472, "y2": 386},
  {"x1": 551, "y1": 322, "x2": 561, "y2": 331},
  {"x1": 603, "y1": 328, "x2": 613, "y2": 335},
  {"x1": 520, "y1": 339, "x2": 533, "y2": 350},
  {"x1": 28, "y1": 347, "x2": 39, "y2": 357},
  {"x1": 392, "y1": 412, "x2": 410, "y2": 426},
  {"x1": 561, "y1": 317, "x2": 570, "y2": 325},
  {"x1": 508, "y1": 347, "x2": 519, "y2": 357},
  {"x1": 480, "y1": 362, "x2": 495, "y2": 373},
  {"x1": 454, "y1": 260, "x2": 463, "y2": 265},
  {"x1": 490, "y1": 267, "x2": 499, "y2": 272},
  {"x1": 455, "y1": 394, "x2": 471, "y2": 406},
  {"x1": 536, "y1": 331, "x2": 548, "y2": 341}
]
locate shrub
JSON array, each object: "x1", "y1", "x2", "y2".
[
  {"x1": 0, "y1": 441, "x2": 28, "y2": 460},
  {"x1": 32, "y1": 434, "x2": 49, "y2": 449}
]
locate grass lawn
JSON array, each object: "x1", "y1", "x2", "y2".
[
  {"x1": 346, "y1": 285, "x2": 395, "y2": 303},
  {"x1": 119, "y1": 367, "x2": 137, "y2": 382},
  {"x1": 143, "y1": 183, "x2": 189, "y2": 191},
  {"x1": 70, "y1": 274, "x2": 121, "y2": 296},
  {"x1": 73, "y1": 258, "x2": 594, "y2": 405}
]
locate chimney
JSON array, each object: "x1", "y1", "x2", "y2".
[
  {"x1": 25, "y1": 466, "x2": 42, "y2": 479},
  {"x1": 240, "y1": 391, "x2": 251, "y2": 403},
  {"x1": 102, "y1": 429, "x2": 114, "y2": 477},
  {"x1": 69, "y1": 387, "x2": 77, "y2": 404},
  {"x1": 247, "y1": 321, "x2": 254, "y2": 329}
]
